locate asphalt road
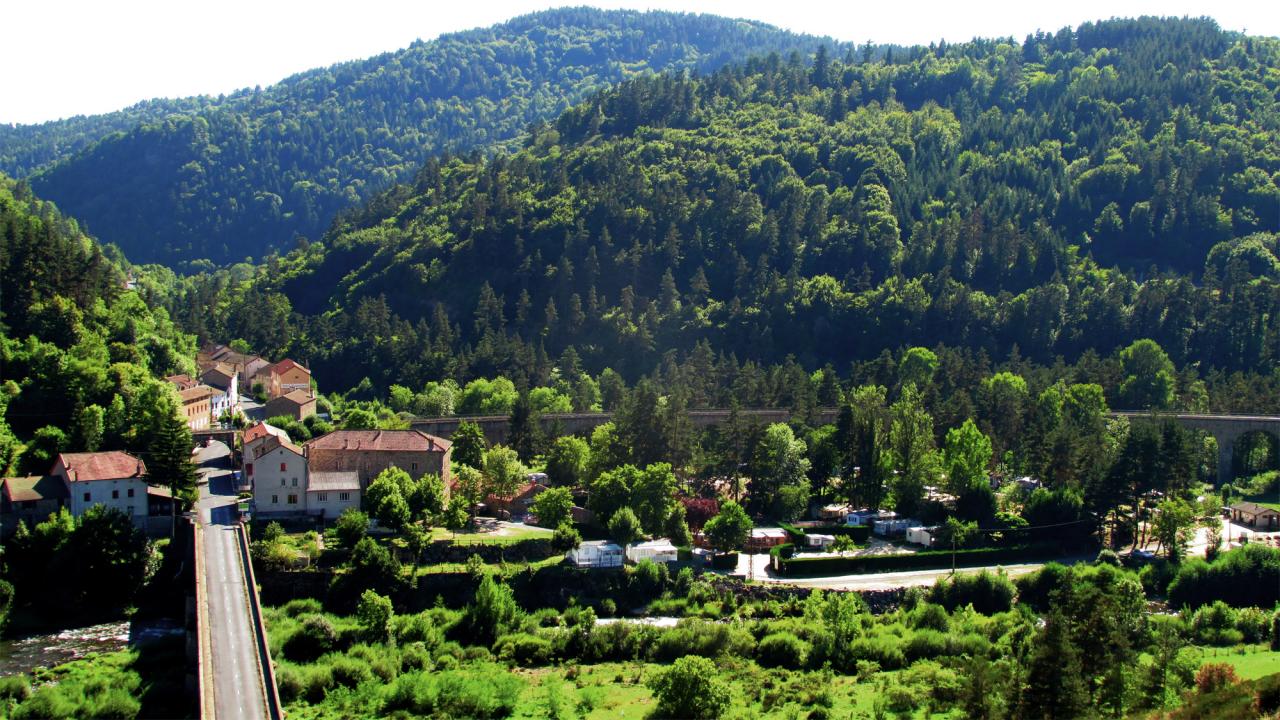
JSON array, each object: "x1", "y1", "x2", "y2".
[{"x1": 197, "y1": 442, "x2": 269, "y2": 720}]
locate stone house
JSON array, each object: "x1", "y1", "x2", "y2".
[
  {"x1": 1, "y1": 475, "x2": 68, "y2": 531},
  {"x1": 305, "y1": 430, "x2": 452, "y2": 488},
  {"x1": 256, "y1": 359, "x2": 312, "y2": 400},
  {"x1": 178, "y1": 385, "x2": 216, "y2": 430},
  {"x1": 262, "y1": 390, "x2": 317, "y2": 422}
]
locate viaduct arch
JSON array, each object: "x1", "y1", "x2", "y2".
[{"x1": 1112, "y1": 412, "x2": 1280, "y2": 484}]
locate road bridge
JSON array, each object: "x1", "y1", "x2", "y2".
[
  {"x1": 1112, "y1": 412, "x2": 1280, "y2": 484},
  {"x1": 194, "y1": 442, "x2": 282, "y2": 720}
]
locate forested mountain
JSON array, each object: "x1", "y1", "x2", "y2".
[
  {"x1": 0, "y1": 9, "x2": 845, "y2": 265},
  {"x1": 169, "y1": 17, "x2": 1280, "y2": 402},
  {"x1": 0, "y1": 174, "x2": 195, "y2": 475}
]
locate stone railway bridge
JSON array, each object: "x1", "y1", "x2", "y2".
[
  {"x1": 413, "y1": 408, "x2": 1279, "y2": 485},
  {"x1": 1113, "y1": 412, "x2": 1280, "y2": 484}
]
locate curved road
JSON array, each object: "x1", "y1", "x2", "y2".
[{"x1": 196, "y1": 443, "x2": 269, "y2": 720}]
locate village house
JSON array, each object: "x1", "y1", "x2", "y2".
[
  {"x1": 305, "y1": 429, "x2": 452, "y2": 488},
  {"x1": 242, "y1": 422, "x2": 291, "y2": 485},
  {"x1": 197, "y1": 343, "x2": 270, "y2": 394},
  {"x1": 249, "y1": 435, "x2": 308, "y2": 516},
  {"x1": 1, "y1": 475, "x2": 68, "y2": 532},
  {"x1": 1230, "y1": 501, "x2": 1280, "y2": 531},
  {"x1": 178, "y1": 384, "x2": 216, "y2": 430},
  {"x1": 485, "y1": 480, "x2": 548, "y2": 521},
  {"x1": 200, "y1": 363, "x2": 240, "y2": 417},
  {"x1": 305, "y1": 471, "x2": 362, "y2": 519},
  {"x1": 255, "y1": 359, "x2": 313, "y2": 400},
  {"x1": 51, "y1": 451, "x2": 161, "y2": 521},
  {"x1": 165, "y1": 374, "x2": 198, "y2": 391},
  {"x1": 263, "y1": 389, "x2": 317, "y2": 422}
]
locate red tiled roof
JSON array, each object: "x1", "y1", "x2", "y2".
[
  {"x1": 243, "y1": 422, "x2": 289, "y2": 445},
  {"x1": 306, "y1": 429, "x2": 451, "y2": 453},
  {"x1": 254, "y1": 435, "x2": 304, "y2": 458},
  {"x1": 58, "y1": 452, "x2": 146, "y2": 482},
  {"x1": 269, "y1": 389, "x2": 315, "y2": 407},
  {"x1": 179, "y1": 385, "x2": 216, "y2": 403},
  {"x1": 2, "y1": 476, "x2": 68, "y2": 503},
  {"x1": 272, "y1": 358, "x2": 309, "y2": 375},
  {"x1": 166, "y1": 374, "x2": 197, "y2": 390}
]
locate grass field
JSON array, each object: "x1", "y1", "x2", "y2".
[
  {"x1": 429, "y1": 523, "x2": 554, "y2": 545},
  {"x1": 1195, "y1": 645, "x2": 1280, "y2": 680}
]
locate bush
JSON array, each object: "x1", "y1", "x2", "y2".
[
  {"x1": 927, "y1": 571, "x2": 1015, "y2": 614},
  {"x1": 280, "y1": 598, "x2": 323, "y2": 617},
  {"x1": 434, "y1": 665, "x2": 522, "y2": 718},
  {"x1": 647, "y1": 655, "x2": 731, "y2": 720},
  {"x1": 1195, "y1": 662, "x2": 1239, "y2": 694},
  {"x1": 653, "y1": 620, "x2": 756, "y2": 662},
  {"x1": 334, "y1": 509, "x2": 369, "y2": 550},
  {"x1": 1235, "y1": 607, "x2": 1272, "y2": 644},
  {"x1": 283, "y1": 614, "x2": 339, "y2": 662},
  {"x1": 1191, "y1": 601, "x2": 1243, "y2": 646},
  {"x1": 756, "y1": 632, "x2": 810, "y2": 668},
  {"x1": 494, "y1": 632, "x2": 556, "y2": 666},
  {"x1": 0, "y1": 675, "x2": 30, "y2": 702},
  {"x1": 1167, "y1": 544, "x2": 1280, "y2": 610},
  {"x1": 629, "y1": 559, "x2": 669, "y2": 597}
]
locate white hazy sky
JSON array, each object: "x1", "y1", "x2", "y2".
[{"x1": 2, "y1": 0, "x2": 1276, "y2": 125}]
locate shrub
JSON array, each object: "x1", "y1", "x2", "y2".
[
  {"x1": 328, "y1": 654, "x2": 374, "y2": 689},
  {"x1": 283, "y1": 614, "x2": 339, "y2": 662},
  {"x1": 1191, "y1": 601, "x2": 1242, "y2": 646},
  {"x1": 280, "y1": 598, "x2": 323, "y2": 617},
  {"x1": 653, "y1": 620, "x2": 755, "y2": 662},
  {"x1": 906, "y1": 603, "x2": 950, "y2": 632},
  {"x1": 0, "y1": 675, "x2": 30, "y2": 702},
  {"x1": 434, "y1": 665, "x2": 522, "y2": 718},
  {"x1": 629, "y1": 559, "x2": 668, "y2": 597},
  {"x1": 927, "y1": 570, "x2": 1015, "y2": 614},
  {"x1": 334, "y1": 509, "x2": 369, "y2": 549},
  {"x1": 1195, "y1": 662, "x2": 1239, "y2": 694},
  {"x1": 1235, "y1": 607, "x2": 1271, "y2": 644},
  {"x1": 1167, "y1": 544, "x2": 1280, "y2": 609},
  {"x1": 647, "y1": 655, "x2": 731, "y2": 720},
  {"x1": 494, "y1": 632, "x2": 556, "y2": 666},
  {"x1": 756, "y1": 632, "x2": 810, "y2": 669}
]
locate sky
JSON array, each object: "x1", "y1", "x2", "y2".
[{"x1": 2, "y1": 0, "x2": 1276, "y2": 125}]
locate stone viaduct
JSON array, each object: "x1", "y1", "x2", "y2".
[{"x1": 1112, "y1": 412, "x2": 1280, "y2": 484}]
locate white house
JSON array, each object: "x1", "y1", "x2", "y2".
[
  {"x1": 242, "y1": 422, "x2": 292, "y2": 486},
  {"x1": 52, "y1": 451, "x2": 151, "y2": 520},
  {"x1": 626, "y1": 539, "x2": 679, "y2": 564},
  {"x1": 250, "y1": 436, "x2": 308, "y2": 515},
  {"x1": 306, "y1": 471, "x2": 361, "y2": 519},
  {"x1": 567, "y1": 540, "x2": 624, "y2": 568},
  {"x1": 906, "y1": 526, "x2": 938, "y2": 547},
  {"x1": 805, "y1": 533, "x2": 836, "y2": 548}
]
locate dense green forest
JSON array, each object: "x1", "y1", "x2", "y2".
[
  {"x1": 163, "y1": 17, "x2": 1280, "y2": 412},
  {"x1": 0, "y1": 9, "x2": 846, "y2": 266},
  {"x1": 0, "y1": 174, "x2": 196, "y2": 476}
]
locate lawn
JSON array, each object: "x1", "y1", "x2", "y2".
[
  {"x1": 1196, "y1": 645, "x2": 1280, "y2": 680},
  {"x1": 428, "y1": 522, "x2": 554, "y2": 545}
]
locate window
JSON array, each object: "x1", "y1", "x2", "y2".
[
  {"x1": 271, "y1": 495, "x2": 278, "y2": 504},
  {"x1": 280, "y1": 479, "x2": 286, "y2": 487},
  {"x1": 127, "y1": 488, "x2": 134, "y2": 498},
  {"x1": 245, "y1": 463, "x2": 253, "y2": 476},
  {"x1": 317, "y1": 493, "x2": 327, "y2": 502},
  {"x1": 339, "y1": 492, "x2": 351, "y2": 502},
  {"x1": 112, "y1": 490, "x2": 119, "y2": 499},
  {"x1": 83, "y1": 492, "x2": 91, "y2": 502},
  {"x1": 287, "y1": 494, "x2": 298, "y2": 505},
  {"x1": 411, "y1": 462, "x2": 418, "y2": 471},
  {"x1": 292, "y1": 478, "x2": 298, "y2": 487},
  {"x1": 280, "y1": 462, "x2": 287, "y2": 471}
]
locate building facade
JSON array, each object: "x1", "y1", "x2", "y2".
[
  {"x1": 52, "y1": 451, "x2": 151, "y2": 519},
  {"x1": 250, "y1": 437, "x2": 308, "y2": 515},
  {"x1": 305, "y1": 430, "x2": 452, "y2": 487}
]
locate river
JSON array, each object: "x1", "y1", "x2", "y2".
[{"x1": 0, "y1": 621, "x2": 131, "y2": 677}]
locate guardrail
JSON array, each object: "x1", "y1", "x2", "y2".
[
  {"x1": 235, "y1": 523, "x2": 284, "y2": 720},
  {"x1": 194, "y1": 522, "x2": 216, "y2": 720}
]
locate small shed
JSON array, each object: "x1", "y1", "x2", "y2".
[
  {"x1": 805, "y1": 533, "x2": 836, "y2": 548},
  {"x1": 568, "y1": 541, "x2": 624, "y2": 568},
  {"x1": 626, "y1": 539, "x2": 679, "y2": 564},
  {"x1": 906, "y1": 526, "x2": 937, "y2": 547},
  {"x1": 819, "y1": 504, "x2": 851, "y2": 521}
]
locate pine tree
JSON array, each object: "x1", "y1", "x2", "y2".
[
  {"x1": 147, "y1": 403, "x2": 199, "y2": 537},
  {"x1": 1018, "y1": 611, "x2": 1089, "y2": 719}
]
